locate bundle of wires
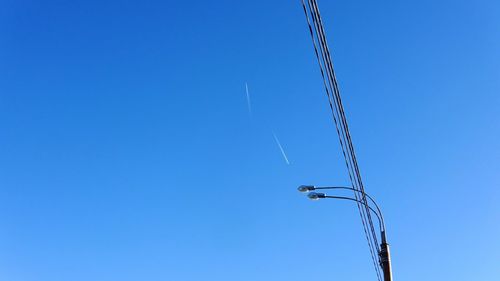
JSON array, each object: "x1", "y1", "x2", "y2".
[{"x1": 301, "y1": 0, "x2": 383, "y2": 280}]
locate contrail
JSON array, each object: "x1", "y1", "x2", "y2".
[
  {"x1": 245, "y1": 82, "x2": 252, "y2": 115},
  {"x1": 272, "y1": 132, "x2": 290, "y2": 165}
]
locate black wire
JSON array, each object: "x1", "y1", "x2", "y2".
[
  {"x1": 307, "y1": 0, "x2": 380, "y2": 252},
  {"x1": 305, "y1": 0, "x2": 379, "y2": 254},
  {"x1": 307, "y1": 4, "x2": 383, "y2": 279},
  {"x1": 302, "y1": 0, "x2": 383, "y2": 277},
  {"x1": 305, "y1": 2, "x2": 382, "y2": 276},
  {"x1": 301, "y1": 1, "x2": 383, "y2": 280},
  {"x1": 306, "y1": 0, "x2": 380, "y2": 252}
]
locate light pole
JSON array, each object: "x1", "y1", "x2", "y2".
[{"x1": 298, "y1": 185, "x2": 393, "y2": 281}]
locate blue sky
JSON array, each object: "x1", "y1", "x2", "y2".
[{"x1": 1, "y1": 0, "x2": 499, "y2": 280}]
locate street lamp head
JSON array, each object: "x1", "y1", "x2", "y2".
[
  {"x1": 298, "y1": 185, "x2": 315, "y2": 193},
  {"x1": 307, "y1": 192, "x2": 326, "y2": 200}
]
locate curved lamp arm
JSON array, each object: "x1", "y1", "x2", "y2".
[
  {"x1": 300, "y1": 185, "x2": 386, "y2": 232},
  {"x1": 316, "y1": 186, "x2": 385, "y2": 232},
  {"x1": 308, "y1": 192, "x2": 384, "y2": 233}
]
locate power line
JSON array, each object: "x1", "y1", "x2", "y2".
[
  {"x1": 300, "y1": 1, "x2": 382, "y2": 280},
  {"x1": 307, "y1": 0, "x2": 380, "y2": 252}
]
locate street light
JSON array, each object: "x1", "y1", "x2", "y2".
[
  {"x1": 298, "y1": 185, "x2": 315, "y2": 192},
  {"x1": 299, "y1": 185, "x2": 393, "y2": 281},
  {"x1": 307, "y1": 191, "x2": 325, "y2": 200}
]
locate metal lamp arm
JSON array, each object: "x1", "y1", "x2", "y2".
[
  {"x1": 322, "y1": 195, "x2": 384, "y2": 233},
  {"x1": 315, "y1": 186, "x2": 386, "y2": 232}
]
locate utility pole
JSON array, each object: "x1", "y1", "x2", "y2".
[{"x1": 380, "y1": 231, "x2": 393, "y2": 281}]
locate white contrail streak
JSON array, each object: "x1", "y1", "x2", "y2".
[
  {"x1": 272, "y1": 132, "x2": 290, "y2": 165},
  {"x1": 245, "y1": 82, "x2": 252, "y2": 115}
]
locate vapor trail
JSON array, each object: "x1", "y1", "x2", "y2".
[
  {"x1": 272, "y1": 132, "x2": 290, "y2": 165},
  {"x1": 245, "y1": 82, "x2": 252, "y2": 115}
]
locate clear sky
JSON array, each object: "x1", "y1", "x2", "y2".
[{"x1": 1, "y1": 0, "x2": 499, "y2": 280}]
